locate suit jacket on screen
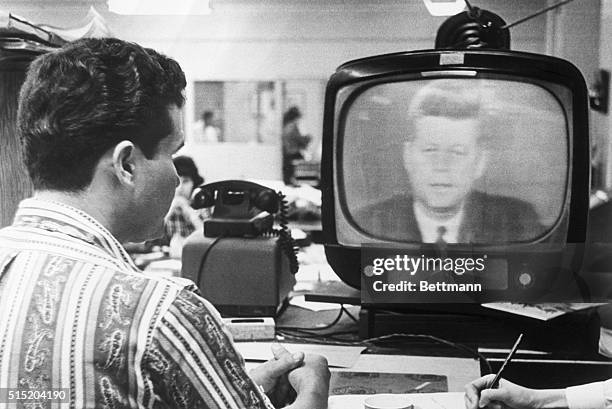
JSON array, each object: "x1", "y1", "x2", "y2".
[{"x1": 354, "y1": 190, "x2": 544, "y2": 244}]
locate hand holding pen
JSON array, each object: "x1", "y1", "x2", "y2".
[
  {"x1": 465, "y1": 375, "x2": 569, "y2": 409},
  {"x1": 464, "y1": 333, "x2": 548, "y2": 409}
]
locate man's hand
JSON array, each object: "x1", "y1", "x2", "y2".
[
  {"x1": 249, "y1": 344, "x2": 304, "y2": 405},
  {"x1": 465, "y1": 374, "x2": 533, "y2": 409},
  {"x1": 464, "y1": 374, "x2": 567, "y2": 409},
  {"x1": 249, "y1": 345, "x2": 330, "y2": 409},
  {"x1": 285, "y1": 354, "x2": 330, "y2": 409}
]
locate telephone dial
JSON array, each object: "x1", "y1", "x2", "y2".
[
  {"x1": 190, "y1": 180, "x2": 299, "y2": 274},
  {"x1": 192, "y1": 180, "x2": 278, "y2": 237}
]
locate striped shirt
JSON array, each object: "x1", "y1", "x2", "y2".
[{"x1": 0, "y1": 198, "x2": 273, "y2": 409}]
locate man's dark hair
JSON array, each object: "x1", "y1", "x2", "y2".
[
  {"x1": 173, "y1": 155, "x2": 204, "y2": 187},
  {"x1": 18, "y1": 37, "x2": 187, "y2": 191},
  {"x1": 408, "y1": 79, "x2": 481, "y2": 120},
  {"x1": 406, "y1": 79, "x2": 489, "y2": 147}
]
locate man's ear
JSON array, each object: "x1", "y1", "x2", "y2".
[{"x1": 112, "y1": 140, "x2": 137, "y2": 186}]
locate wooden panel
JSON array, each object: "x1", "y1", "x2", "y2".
[{"x1": 0, "y1": 64, "x2": 33, "y2": 227}]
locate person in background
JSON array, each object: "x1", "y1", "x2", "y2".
[
  {"x1": 164, "y1": 155, "x2": 208, "y2": 249},
  {"x1": 282, "y1": 106, "x2": 311, "y2": 185},
  {"x1": 193, "y1": 109, "x2": 221, "y2": 143},
  {"x1": 0, "y1": 37, "x2": 329, "y2": 409},
  {"x1": 465, "y1": 374, "x2": 612, "y2": 409}
]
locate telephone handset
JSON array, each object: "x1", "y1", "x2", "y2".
[
  {"x1": 191, "y1": 180, "x2": 279, "y2": 217},
  {"x1": 191, "y1": 180, "x2": 299, "y2": 274}
]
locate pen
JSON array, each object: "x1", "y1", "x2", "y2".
[{"x1": 490, "y1": 333, "x2": 523, "y2": 389}]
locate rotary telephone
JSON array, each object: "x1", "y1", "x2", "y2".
[{"x1": 190, "y1": 180, "x2": 299, "y2": 274}]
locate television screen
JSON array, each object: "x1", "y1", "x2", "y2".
[
  {"x1": 321, "y1": 50, "x2": 591, "y2": 302},
  {"x1": 339, "y1": 77, "x2": 569, "y2": 245}
]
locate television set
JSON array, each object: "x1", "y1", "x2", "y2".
[{"x1": 321, "y1": 49, "x2": 592, "y2": 305}]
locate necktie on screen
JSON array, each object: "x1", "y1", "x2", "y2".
[
  {"x1": 435, "y1": 225, "x2": 448, "y2": 268},
  {"x1": 435, "y1": 225, "x2": 447, "y2": 245}
]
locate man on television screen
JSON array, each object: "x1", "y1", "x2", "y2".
[{"x1": 358, "y1": 80, "x2": 544, "y2": 244}]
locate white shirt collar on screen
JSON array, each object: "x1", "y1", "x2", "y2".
[{"x1": 413, "y1": 202, "x2": 464, "y2": 244}]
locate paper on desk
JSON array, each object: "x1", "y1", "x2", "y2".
[
  {"x1": 295, "y1": 263, "x2": 342, "y2": 283},
  {"x1": 482, "y1": 302, "x2": 607, "y2": 321},
  {"x1": 337, "y1": 354, "x2": 480, "y2": 393},
  {"x1": 328, "y1": 392, "x2": 464, "y2": 409},
  {"x1": 289, "y1": 294, "x2": 341, "y2": 311},
  {"x1": 234, "y1": 342, "x2": 365, "y2": 368},
  {"x1": 295, "y1": 244, "x2": 342, "y2": 282}
]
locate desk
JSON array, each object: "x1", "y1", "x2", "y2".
[
  {"x1": 283, "y1": 280, "x2": 612, "y2": 391},
  {"x1": 328, "y1": 392, "x2": 464, "y2": 409},
  {"x1": 241, "y1": 345, "x2": 480, "y2": 393},
  {"x1": 290, "y1": 243, "x2": 611, "y2": 386},
  {"x1": 240, "y1": 279, "x2": 481, "y2": 394},
  {"x1": 135, "y1": 243, "x2": 612, "y2": 396}
]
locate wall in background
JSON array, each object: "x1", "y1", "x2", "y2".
[
  {"x1": 4, "y1": 1, "x2": 551, "y2": 78},
  {"x1": 1, "y1": 0, "x2": 603, "y2": 183}
]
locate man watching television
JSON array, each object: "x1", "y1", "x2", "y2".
[
  {"x1": 0, "y1": 38, "x2": 329, "y2": 409},
  {"x1": 357, "y1": 80, "x2": 544, "y2": 244}
]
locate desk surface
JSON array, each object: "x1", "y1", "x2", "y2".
[
  {"x1": 328, "y1": 392, "x2": 464, "y2": 409},
  {"x1": 241, "y1": 346, "x2": 480, "y2": 393},
  {"x1": 135, "y1": 242, "x2": 612, "y2": 393}
]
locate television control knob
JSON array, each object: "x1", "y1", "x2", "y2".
[{"x1": 517, "y1": 270, "x2": 533, "y2": 288}]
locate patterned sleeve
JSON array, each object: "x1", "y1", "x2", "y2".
[{"x1": 142, "y1": 288, "x2": 274, "y2": 409}]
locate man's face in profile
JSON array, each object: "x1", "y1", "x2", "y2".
[
  {"x1": 130, "y1": 105, "x2": 183, "y2": 241},
  {"x1": 403, "y1": 116, "x2": 487, "y2": 216}
]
